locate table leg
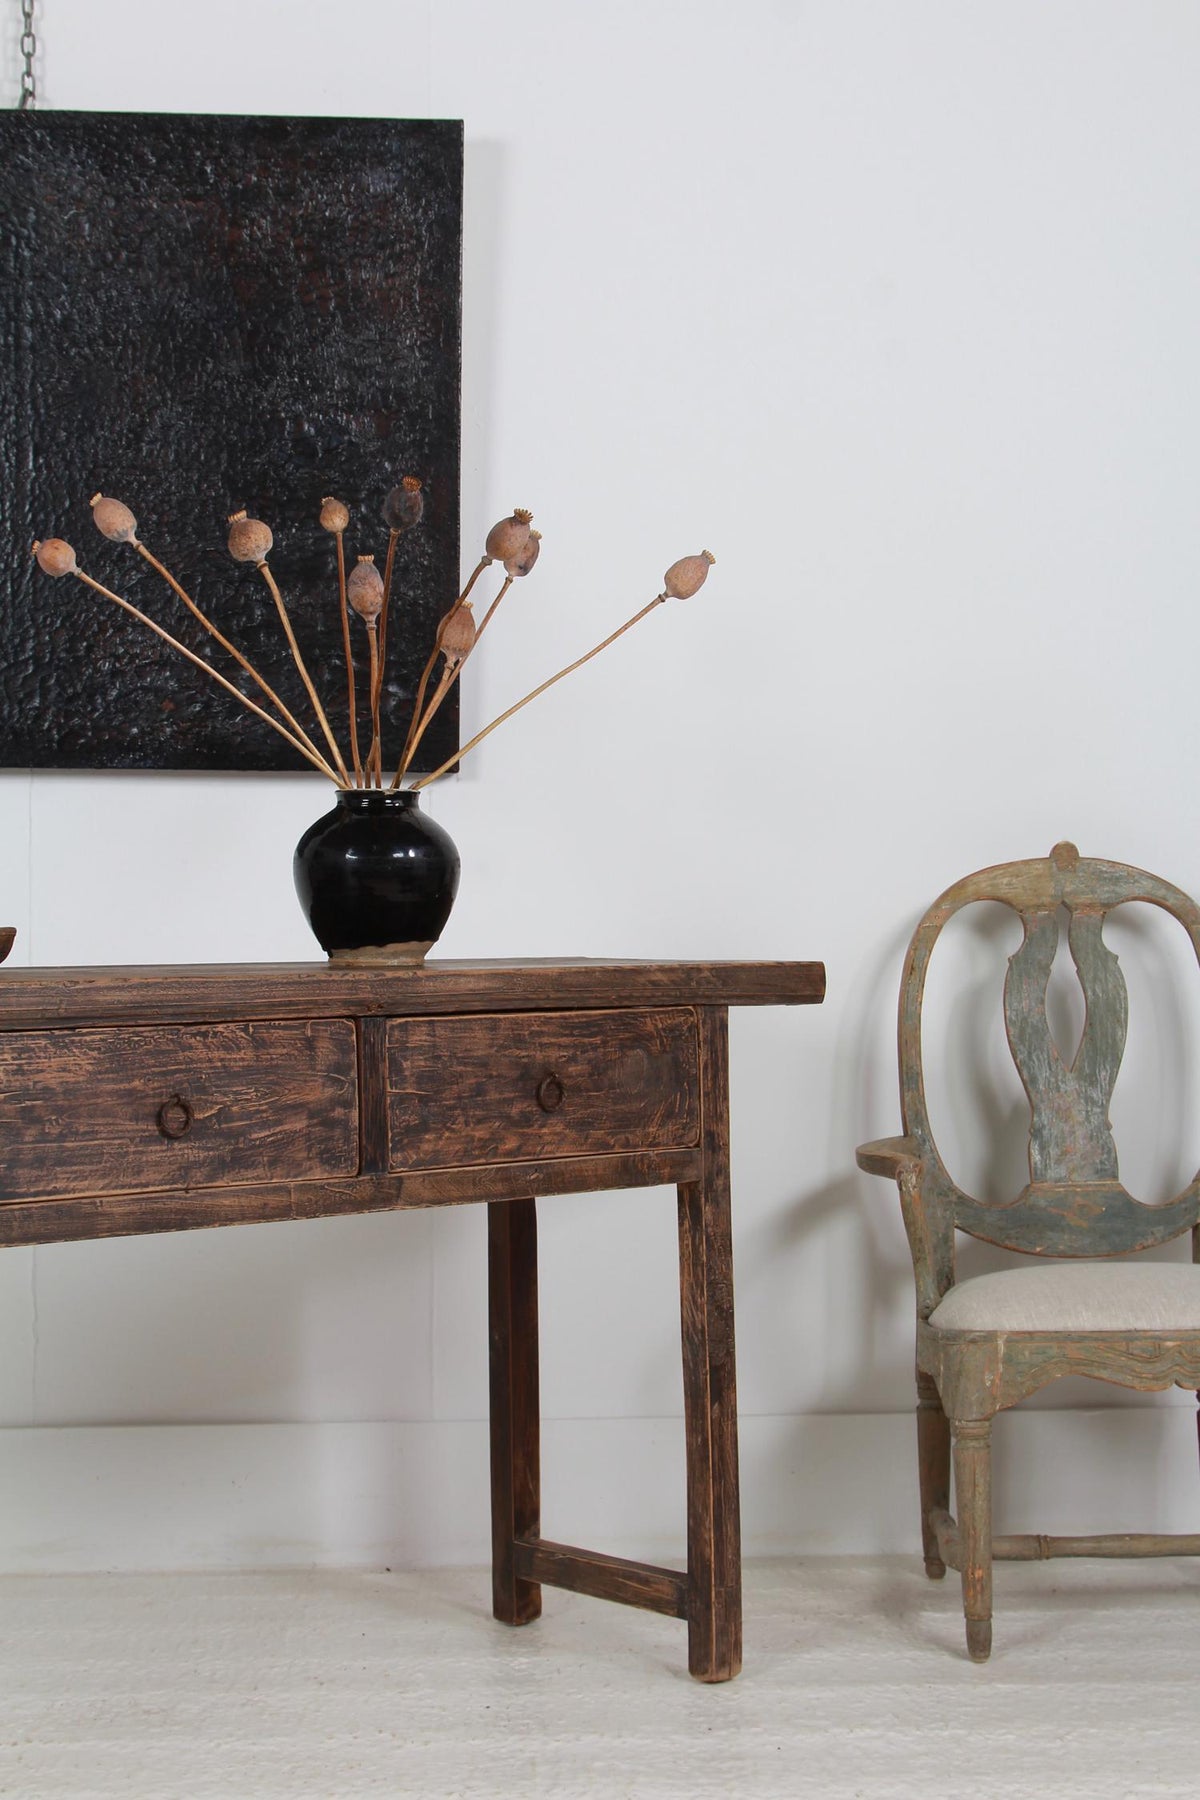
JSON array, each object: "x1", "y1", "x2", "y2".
[
  {"x1": 678, "y1": 1005, "x2": 742, "y2": 1683},
  {"x1": 488, "y1": 1195, "x2": 542, "y2": 1626}
]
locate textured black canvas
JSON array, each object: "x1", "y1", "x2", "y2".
[{"x1": 1, "y1": 111, "x2": 462, "y2": 775}]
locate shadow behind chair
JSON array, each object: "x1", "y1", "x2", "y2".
[{"x1": 857, "y1": 842, "x2": 1200, "y2": 1661}]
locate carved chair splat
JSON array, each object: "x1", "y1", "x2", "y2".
[{"x1": 858, "y1": 843, "x2": 1200, "y2": 1662}]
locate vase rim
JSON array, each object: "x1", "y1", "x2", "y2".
[{"x1": 335, "y1": 787, "x2": 421, "y2": 808}]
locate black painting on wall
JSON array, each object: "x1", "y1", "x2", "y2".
[{"x1": 0, "y1": 111, "x2": 463, "y2": 775}]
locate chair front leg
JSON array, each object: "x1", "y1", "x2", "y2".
[
  {"x1": 951, "y1": 1417, "x2": 993, "y2": 1662},
  {"x1": 917, "y1": 1369, "x2": 949, "y2": 1580}
]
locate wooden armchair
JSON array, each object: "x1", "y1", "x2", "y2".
[{"x1": 857, "y1": 842, "x2": 1200, "y2": 1661}]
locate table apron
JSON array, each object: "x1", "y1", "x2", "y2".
[{"x1": 0, "y1": 1149, "x2": 706, "y2": 1246}]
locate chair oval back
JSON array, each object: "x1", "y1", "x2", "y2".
[{"x1": 899, "y1": 843, "x2": 1200, "y2": 1256}]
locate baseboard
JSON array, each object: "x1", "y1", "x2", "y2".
[{"x1": 3, "y1": 1407, "x2": 1198, "y2": 1573}]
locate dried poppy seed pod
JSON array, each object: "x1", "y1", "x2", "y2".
[
  {"x1": 503, "y1": 528, "x2": 541, "y2": 579},
  {"x1": 32, "y1": 537, "x2": 77, "y2": 577},
  {"x1": 227, "y1": 510, "x2": 274, "y2": 564},
  {"x1": 90, "y1": 493, "x2": 138, "y2": 543},
  {"x1": 437, "y1": 601, "x2": 477, "y2": 666},
  {"x1": 319, "y1": 496, "x2": 350, "y2": 534},
  {"x1": 382, "y1": 476, "x2": 424, "y2": 532},
  {"x1": 484, "y1": 508, "x2": 533, "y2": 563},
  {"x1": 347, "y1": 554, "x2": 384, "y2": 622},
  {"x1": 663, "y1": 550, "x2": 715, "y2": 600}
]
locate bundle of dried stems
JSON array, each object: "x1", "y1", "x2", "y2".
[{"x1": 32, "y1": 487, "x2": 714, "y2": 789}]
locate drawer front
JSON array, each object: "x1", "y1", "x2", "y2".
[
  {"x1": 387, "y1": 1008, "x2": 700, "y2": 1171},
  {"x1": 0, "y1": 1020, "x2": 358, "y2": 1201}
]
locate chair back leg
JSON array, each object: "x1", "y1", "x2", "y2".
[
  {"x1": 952, "y1": 1417, "x2": 994, "y2": 1662},
  {"x1": 917, "y1": 1371, "x2": 950, "y2": 1579}
]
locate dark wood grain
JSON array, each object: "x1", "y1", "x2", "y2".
[
  {"x1": 489, "y1": 1198, "x2": 542, "y2": 1626},
  {"x1": 512, "y1": 1539, "x2": 688, "y2": 1619},
  {"x1": 389, "y1": 1008, "x2": 699, "y2": 1170},
  {"x1": 0, "y1": 954, "x2": 826, "y2": 1682},
  {"x1": 0, "y1": 1020, "x2": 357, "y2": 1200},
  {"x1": 678, "y1": 1004, "x2": 741, "y2": 1683},
  {"x1": 357, "y1": 1016, "x2": 390, "y2": 1175},
  {"x1": 0, "y1": 1151, "x2": 705, "y2": 1246},
  {"x1": 0, "y1": 959, "x2": 825, "y2": 1031}
]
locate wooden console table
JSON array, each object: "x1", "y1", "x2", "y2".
[{"x1": 0, "y1": 957, "x2": 824, "y2": 1681}]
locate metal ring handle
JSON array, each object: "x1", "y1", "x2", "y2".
[
  {"x1": 535, "y1": 1072, "x2": 565, "y2": 1114},
  {"x1": 157, "y1": 1094, "x2": 194, "y2": 1140}
]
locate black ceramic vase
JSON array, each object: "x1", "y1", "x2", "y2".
[{"x1": 294, "y1": 790, "x2": 460, "y2": 964}]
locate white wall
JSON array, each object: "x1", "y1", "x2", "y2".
[{"x1": 3, "y1": 0, "x2": 1200, "y2": 1569}]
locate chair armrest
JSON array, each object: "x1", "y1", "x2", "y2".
[
  {"x1": 855, "y1": 1135, "x2": 923, "y2": 1180},
  {"x1": 855, "y1": 1134, "x2": 950, "y2": 1317}
]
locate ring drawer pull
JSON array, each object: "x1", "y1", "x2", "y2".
[
  {"x1": 535, "y1": 1072, "x2": 565, "y2": 1114},
  {"x1": 157, "y1": 1094, "x2": 194, "y2": 1140}
]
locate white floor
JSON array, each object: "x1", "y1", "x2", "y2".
[{"x1": 2, "y1": 1557, "x2": 1196, "y2": 1799}]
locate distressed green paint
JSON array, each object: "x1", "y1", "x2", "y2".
[
  {"x1": 857, "y1": 843, "x2": 1200, "y2": 1662},
  {"x1": 1006, "y1": 909, "x2": 1123, "y2": 1183},
  {"x1": 896, "y1": 842, "x2": 1200, "y2": 1259}
]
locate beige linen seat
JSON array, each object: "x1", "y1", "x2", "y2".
[
  {"x1": 930, "y1": 1262, "x2": 1200, "y2": 1333},
  {"x1": 857, "y1": 843, "x2": 1200, "y2": 1662}
]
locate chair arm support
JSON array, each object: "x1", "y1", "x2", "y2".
[
  {"x1": 855, "y1": 1134, "x2": 950, "y2": 1318},
  {"x1": 855, "y1": 1135, "x2": 924, "y2": 1180}
]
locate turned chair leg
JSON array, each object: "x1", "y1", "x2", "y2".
[
  {"x1": 952, "y1": 1417, "x2": 993, "y2": 1662},
  {"x1": 917, "y1": 1370, "x2": 950, "y2": 1580}
]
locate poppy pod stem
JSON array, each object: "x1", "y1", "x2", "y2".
[
  {"x1": 395, "y1": 665, "x2": 456, "y2": 787},
  {"x1": 68, "y1": 566, "x2": 343, "y2": 783},
  {"x1": 472, "y1": 572, "x2": 514, "y2": 647},
  {"x1": 334, "y1": 531, "x2": 364, "y2": 787},
  {"x1": 391, "y1": 574, "x2": 511, "y2": 788},
  {"x1": 369, "y1": 527, "x2": 402, "y2": 784},
  {"x1": 364, "y1": 620, "x2": 382, "y2": 786},
  {"x1": 370, "y1": 476, "x2": 425, "y2": 782},
  {"x1": 374, "y1": 527, "x2": 401, "y2": 728},
  {"x1": 133, "y1": 542, "x2": 332, "y2": 776},
  {"x1": 410, "y1": 592, "x2": 668, "y2": 791},
  {"x1": 396, "y1": 556, "x2": 491, "y2": 777},
  {"x1": 346, "y1": 554, "x2": 385, "y2": 787},
  {"x1": 398, "y1": 638, "x2": 444, "y2": 780},
  {"x1": 366, "y1": 539, "x2": 398, "y2": 787},
  {"x1": 256, "y1": 562, "x2": 351, "y2": 786},
  {"x1": 393, "y1": 628, "x2": 471, "y2": 788},
  {"x1": 458, "y1": 556, "x2": 491, "y2": 610}
]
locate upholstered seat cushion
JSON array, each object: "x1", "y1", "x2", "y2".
[{"x1": 928, "y1": 1262, "x2": 1200, "y2": 1333}]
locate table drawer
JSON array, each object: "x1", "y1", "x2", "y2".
[
  {"x1": 0, "y1": 1019, "x2": 358, "y2": 1201},
  {"x1": 387, "y1": 1008, "x2": 700, "y2": 1171}
]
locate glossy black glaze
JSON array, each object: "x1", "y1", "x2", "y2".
[{"x1": 293, "y1": 791, "x2": 460, "y2": 958}]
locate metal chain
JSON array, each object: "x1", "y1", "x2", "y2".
[{"x1": 19, "y1": 0, "x2": 36, "y2": 109}]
